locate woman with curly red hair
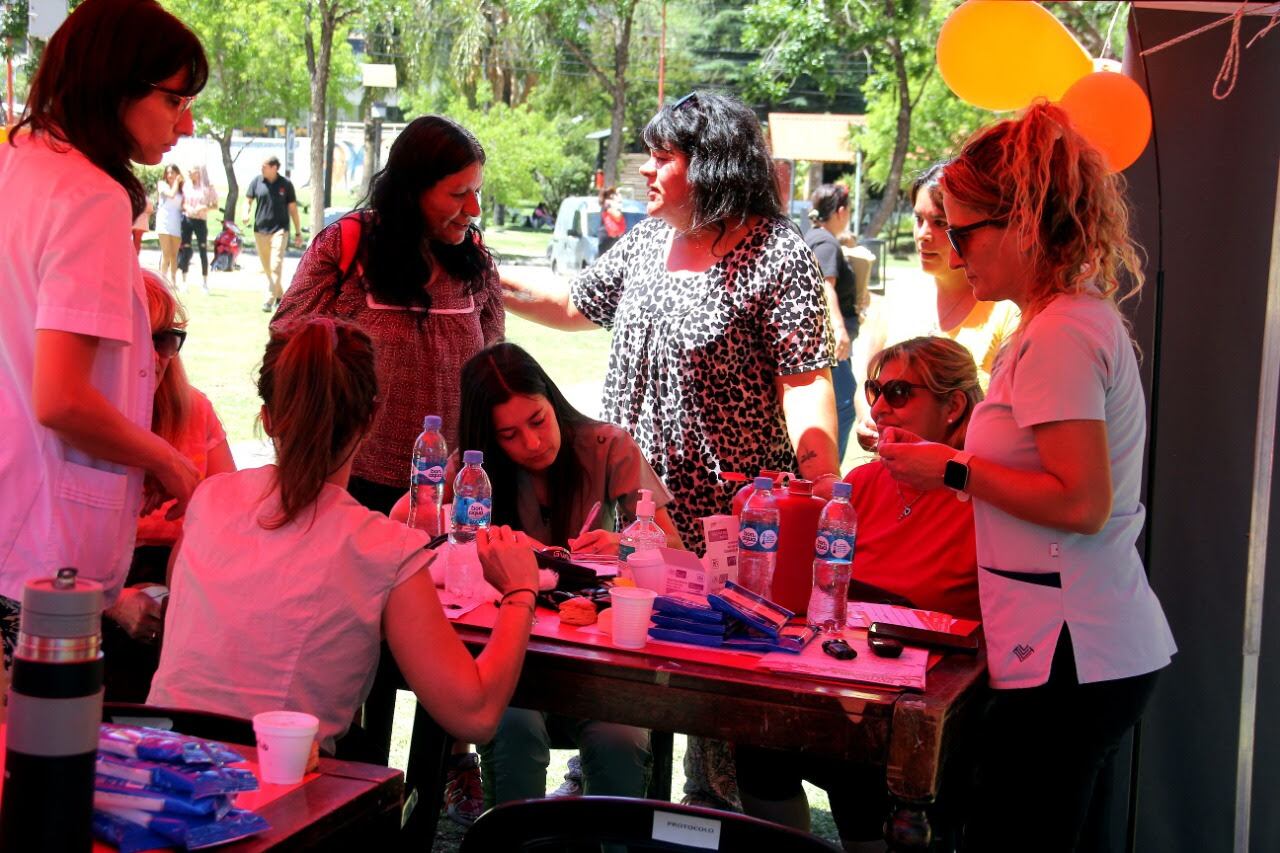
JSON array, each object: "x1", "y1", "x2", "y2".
[{"x1": 879, "y1": 102, "x2": 1176, "y2": 850}]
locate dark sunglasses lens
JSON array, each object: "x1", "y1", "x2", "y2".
[
  {"x1": 153, "y1": 331, "x2": 183, "y2": 357},
  {"x1": 883, "y1": 380, "x2": 913, "y2": 407},
  {"x1": 946, "y1": 230, "x2": 963, "y2": 257}
]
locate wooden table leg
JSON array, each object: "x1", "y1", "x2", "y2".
[
  {"x1": 399, "y1": 703, "x2": 451, "y2": 851},
  {"x1": 647, "y1": 730, "x2": 674, "y2": 800}
]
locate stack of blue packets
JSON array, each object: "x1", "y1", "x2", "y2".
[
  {"x1": 649, "y1": 583, "x2": 817, "y2": 653},
  {"x1": 91, "y1": 724, "x2": 271, "y2": 851}
]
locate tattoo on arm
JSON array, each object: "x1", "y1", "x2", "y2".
[{"x1": 798, "y1": 449, "x2": 817, "y2": 465}]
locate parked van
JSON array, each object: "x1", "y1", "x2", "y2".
[{"x1": 547, "y1": 195, "x2": 648, "y2": 275}]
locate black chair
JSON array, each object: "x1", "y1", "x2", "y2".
[
  {"x1": 458, "y1": 796, "x2": 843, "y2": 852},
  {"x1": 102, "y1": 701, "x2": 256, "y2": 746}
]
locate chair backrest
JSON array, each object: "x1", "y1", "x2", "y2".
[
  {"x1": 103, "y1": 701, "x2": 256, "y2": 746},
  {"x1": 458, "y1": 796, "x2": 842, "y2": 853}
]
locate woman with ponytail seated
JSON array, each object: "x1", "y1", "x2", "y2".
[{"x1": 149, "y1": 317, "x2": 540, "y2": 754}]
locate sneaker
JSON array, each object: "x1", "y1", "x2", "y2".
[
  {"x1": 262, "y1": 297, "x2": 279, "y2": 313},
  {"x1": 442, "y1": 752, "x2": 483, "y2": 827},
  {"x1": 549, "y1": 754, "x2": 583, "y2": 798}
]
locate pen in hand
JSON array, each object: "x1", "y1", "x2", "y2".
[{"x1": 576, "y1": 501, "x2": 603, "y2": 540}]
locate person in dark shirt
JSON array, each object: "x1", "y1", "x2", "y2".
[
  {"x1": 805, "y1": 183, "x2": 863, "y2": 457},
  {"x1": 244, "y1": 156, "x2": 301, "y2": 312}
]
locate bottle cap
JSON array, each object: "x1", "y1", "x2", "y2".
[
  {"x1": 832, "y1": 481, "x2": 852, "y2": 499},
  {"x1": 752, "y1": 476, "x2": 773, "y2": 490},
  {"x1": 20, "y1": 568, "x2": 103, "y2": 640},
  {"x1": 423, "y1": 415, "x2": 442, "y2": 431},
  {"x1": 463, "y1": 449, "x2": 484, "y2": 465},
  {"x1": 637, "y1": 488, "x2": 655, "y2": 517}
]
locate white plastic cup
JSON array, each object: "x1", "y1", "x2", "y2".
[
  {"x1": 609, "y1": 587, "x2": 657, "y2": 649},
  {"x1": 627, "y1": 550, "x2": 666, "y2": 594},
  {"x1": 252, "y1": 711, "x2": 319, "y2": 785}
]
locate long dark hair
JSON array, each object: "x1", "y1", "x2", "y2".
[
  {"x1": 642, "y1": 90, "x2": 783, "y2": 238},
  {"x1": 257, "y1": 318, "x2": 379, "y2": 529},
  {"x1": 354, "y1": 115, "x2": 493, "y2": 309},
  {"x1": 456, "y1": 343, "x2": 593, "y2": 546},
  {"x1": 14, "y1": 0, "x2": 207, "y2": 219}
]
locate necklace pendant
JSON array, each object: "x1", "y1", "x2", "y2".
[{"x1": 898, "y1": 506, "x2": 912, "y2": 521}]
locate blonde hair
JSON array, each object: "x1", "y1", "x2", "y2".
[
  {"x1": 941, "y1": 101, "x2": 1144, "y2": 322},
  {"x1": 868, "y1": 336, "x2": 983, "y2": 445},
  {"x1": 141, "y1": 269, "x2": 190, "y2": 444}
]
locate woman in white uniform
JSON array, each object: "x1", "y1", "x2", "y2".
[
  {"x1": 0, "y1": 0, "x2": 205, "y2": 665},
  {"x1": 878, "y1": 102, "x2": 1176, "y2": 850}
]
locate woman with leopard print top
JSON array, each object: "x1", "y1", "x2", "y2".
[{"x1": 501, "y1": 91, "x2": 841, "y2": 555}]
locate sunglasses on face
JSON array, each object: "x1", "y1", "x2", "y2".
[
  {"x1": 945, "y1": 217, "x2": 1006, "y2": 258},
  {"x1": 152, "y1": 328, "x2": 187, "y2": 358},
  {"x1": 148, "y1": 83, "x2": 197, "y2": 114},
  {"x1": 865, "y1": 378, "x2": 930, "y2": 409}
]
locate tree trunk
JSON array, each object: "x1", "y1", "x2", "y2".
[
  {"x1": 864, "y1": 4, "x2": 912, "y2": 239},
  {"x1": 603, "y1": 3, "x2": 636, "y2": 187},
  {"x1": 219, "y1": 129, "x2": 238, "y2": 223},
  {"x1": 324, "y1": 99, "x2": 337, "y2": 209},
  {"x1": 305, "y1": 0, "x2": 345, "y2": 238}
]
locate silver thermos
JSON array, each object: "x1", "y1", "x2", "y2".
[{"x1": 0, "y1": 567, "x2": 104, "y2": 851}]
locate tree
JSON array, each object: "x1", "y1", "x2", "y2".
[
  {"x1": 164, "y1": 0, "x2": 308, "y2": 220},
  {"x1": 521, "y1": 0, "x2": 641, "y2": 186},
  {"x1": 303, "y1": 0, "x2": 359, "y2": 235}
]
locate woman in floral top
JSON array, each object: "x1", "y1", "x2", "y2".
[{"x1": 275, "y1": 116, "x2": 503, "y2": 514}]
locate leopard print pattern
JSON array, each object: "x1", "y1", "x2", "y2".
[{"x1": 572, "y1": 216, "x2": 834, "y2": 550}]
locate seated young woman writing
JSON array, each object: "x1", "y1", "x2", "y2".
[
  {"x1": 736, "y1": 335, "x2": 983, "y2": 850},
  {"x1": 149, "y1": 318, "x2": 539, "y2": 755},
  {"x1": 392, "y1": 341, "x2": 681, "y2": 808}
]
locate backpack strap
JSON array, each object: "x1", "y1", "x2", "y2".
[{"x1": 336, "y1": 214, "x2": 364, "y2": 291}]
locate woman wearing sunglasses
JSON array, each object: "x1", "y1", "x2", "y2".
[
  {"x1": 102, "y1": 270, "x2": 235, "y2": 702},
  {"x1": 852, "y1": 163, "x2": 1019, "y2": 452},
  {"x1": 879, "y1": 103, "x2": 1175, "y2": 850},
  {"x1": 0, "y1": 0, "x2": 205, "y2": 666},
  {"x1": 737, "y1": 336, "x2": 980, "y2": 848}
]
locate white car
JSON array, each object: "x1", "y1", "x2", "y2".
[{"x1": 547, "y1": 195, "x2": 647, "y2": 275}]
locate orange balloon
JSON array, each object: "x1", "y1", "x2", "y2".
[
  {"x1": 937, "y1": 0, "x2": 1093, "y2": 111},
  {"x1": 1059, "y1": 71, "x2": 1153, "y2": 172}
]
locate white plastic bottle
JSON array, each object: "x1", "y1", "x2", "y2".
[
  {"x1": 618, "y1": 488, "x2": 666, "y2": 564},
  {"x1": 737, "y1": 476, "x2": 781, "y2": 598},
  {"x1": 808, "y1": 481, "x2": 857, "y2": 632},
  {"x1": 407, "y1": 415, "x2": 447, "y2": 537}
]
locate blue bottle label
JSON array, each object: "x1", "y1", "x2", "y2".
[
  {"x1": 814, "y1": 533, "x2": 855, "y2": 563},
  {"x1": 738, "y1": 522, "x2": 779, "y2": 553},
  {"x1": 412, "y1": 459, "x2": 446, "y2": 486},
  {"x1": 453, "y1": 496, "x2": 491, "y2": 527}
]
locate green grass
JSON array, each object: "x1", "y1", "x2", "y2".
[
  {"x1": 486, "y1": 226, "x2": 555, "y2": 260},
  {"x1": 178, "y1": 286, "x2": 271, "y2": 445}
]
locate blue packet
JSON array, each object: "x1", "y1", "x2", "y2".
[
  {"x1": 708, "y1": 582, "x2": 793, "y2": 638},
  {"x1": 92, "y1": 809, "x2": 172, "y2": 853},
  {"x1": 97, "y1": 805, "x2": 271, "y2": 850},
  {"x1": 95, "y1": 774, "x2": 233, "y2": 817},
  {"x1": 97, "y1": 753, "x2": 259, "y2": 799},
  {"x1": 652, "y1": 593, "x2": 725, "y2": 624},
  {"x1": 648, "y1": 627, "x2": 725, "y2": 648},
  {"x1": 100, "y1": 723, "x2": 245, "y2": 766},
  {"x1": 722, "y1": 618, "x2": 816, "y2": 654},
  {"x1": 651, "y1": 613, "x2": 728, "y2": 635}
]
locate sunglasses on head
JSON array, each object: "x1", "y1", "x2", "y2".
[
  {"x1": 152, "y1": 328, "x2": 187, "y2": 358},
  {"x1": 945, "y1": 217, "x2": 1006, "y2": 258},
  {"x1": 865, "y1": 378, "x2": 930, "y2": 409},
  {"x1": 671, "y1": 92, "x2": 698, "y2": 111}
]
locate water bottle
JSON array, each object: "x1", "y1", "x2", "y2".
[
  {"x1": 618, "y1": 488, "x2": 666, "y2": 564},
  {"x1": 737, "y1": 476, "x2": 781, "y2": 598},
  {"x1": 447, "y1": 451, "x2": 492, "y2": 597},
  {"x1": 808, "y1": 481, "x2": 857, "y2": 632},
  {"x1": 0, "y1": 568, "x2": 103, "y2": 851},
  {"x1": 407, "y1": 414, "x2": 447, "y2": 537}
]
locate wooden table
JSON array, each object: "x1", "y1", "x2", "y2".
[
  {"x1": 0, "y1": 724, "x2": 404, "y2": 851},
  {"x1": 403, "y1": 609, "x2": 987, "y2": 851}
]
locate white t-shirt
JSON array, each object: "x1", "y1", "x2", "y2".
[
  {"x1": 966, "y1": 293, "x2": 1176, "y2": 688},
  {"x1": 0, "y1": 135, "x2": 151, "y2": 604},
  {"x1": 149, "y1": 466, "x2": 433, "y2": 752}
]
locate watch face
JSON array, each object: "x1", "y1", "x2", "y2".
[{"x1": 944, "y1": 459, "x2": 969, "y2": 491}]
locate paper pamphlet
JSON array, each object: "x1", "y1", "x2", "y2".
[{"x1": 759, "y1": 633, "x2": 929, "y2": 690}]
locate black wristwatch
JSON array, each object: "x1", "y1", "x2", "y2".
[{"x1": 944, "y1": 451, "x2": 973, "y2": 501}]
